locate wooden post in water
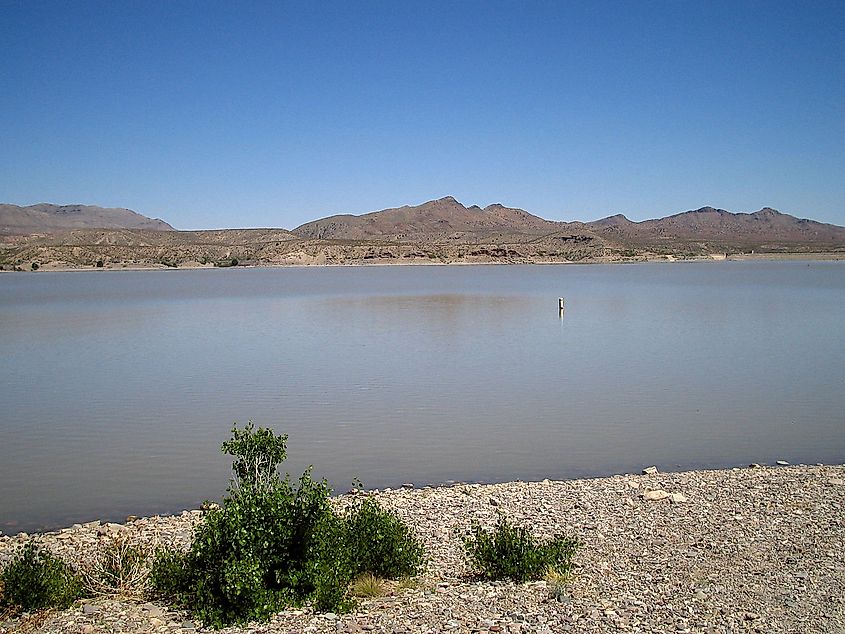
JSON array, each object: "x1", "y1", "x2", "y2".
[{"x1": 558, "y1": 297, "x2": 565, "y2": 316}]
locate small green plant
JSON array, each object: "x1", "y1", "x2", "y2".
[
  {"x1": 0, "y1": 542, "x2": 83, "y2": 612},
  {"x1": 544, "y1": 565, "x2": 572, "y2": 601},
  {"x1": 463, "y1": 517, "x2": 578, "y2": 583}
]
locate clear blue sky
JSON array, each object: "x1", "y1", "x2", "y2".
[{"x1": 1, "y1": 1, "x2": 843, "y2": 230}]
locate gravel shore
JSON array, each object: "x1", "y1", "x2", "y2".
[{"x1": 2, "y1": 464, "x2": 843, "y2": 634}]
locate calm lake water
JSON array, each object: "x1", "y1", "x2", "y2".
[{"x1": 2, "y1": 262, "x2": 844, "y2": 532}]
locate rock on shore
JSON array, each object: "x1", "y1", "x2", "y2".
[{"x1": 2, "y1": 464, "x2": 844, "y2": 633}]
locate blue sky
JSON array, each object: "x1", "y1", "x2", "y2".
[{"x1": 1, "y1": 1, "x2": 843, "y2": 230}]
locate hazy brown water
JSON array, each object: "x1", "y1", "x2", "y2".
[{"x1": 2, "y1": 262, "x2": 844, "y2": 532}]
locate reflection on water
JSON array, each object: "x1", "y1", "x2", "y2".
[{"x1": 1, "y1": 262, "x2": 844, "y2": 532}]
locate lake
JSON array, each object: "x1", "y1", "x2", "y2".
[{"x1": 2, "y1": 262, "x2": 844, "y2": 532}]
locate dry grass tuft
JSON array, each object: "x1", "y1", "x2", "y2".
[
  {"x1": 80, "y1": 533, "x2": 153, "y2": 598},
  {"x1": 544, "y1": 565, "x2": 572, "y2": 602},
  {"x1": 349, "y1": 572, "x2": 387, "y2": 598}
]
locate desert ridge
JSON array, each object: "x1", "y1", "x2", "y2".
[{"x1": 2, "y1": 196, "x2": 844, "y2": 270}]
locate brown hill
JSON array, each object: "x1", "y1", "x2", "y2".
[
  {"x1": 292, "y1": 196, "x2": 570, "y2": 242},
  {"x1": 587, "y1": 206, "x2": 845, "y2": 251},
  {"x1": 0, "y1": 203, "x2": 174, "y2": 234}
]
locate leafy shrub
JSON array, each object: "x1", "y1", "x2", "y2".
[
  {"x1": 0, "y1": 542, "x2": 83, "y2": 612},
  {"x1": 344, "y1": 497, "x2": 424, "y2": 580},
  {"x1": 463, "y1": 517, "x2": 578, "y2": 583},
  {"x1": 30, "y1": 262, "x2": 39, "y2": 271},
  {"x1": 149, "y1": 547, "x2": 190, "y2": 601},
  {"x1": 150, "y1": 422, "x2": 424, "y2": 627}
]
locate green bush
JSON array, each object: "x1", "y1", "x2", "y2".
[
  {"x1": 344, "y1": 497, "x2": 424, "y2": 580},
  {"x1": 301, "y1": 496, "x2": 424, "y2": 613},
  {"x1": 149, "y1": 547, "x2": 190, "y2": 601},
  {"x1": 463, "y1": 517, "x2": 578, "y2": 583},
  {"x1": 150, "y1": 423, "x2": 424, "y2": 627},
  {"x1": 0, "y1": 542, "x2": 83, "y2": 612}
]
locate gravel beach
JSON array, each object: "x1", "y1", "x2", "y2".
[{"x1": 2, "y1": 464, "x2": 843, "y2": 634}]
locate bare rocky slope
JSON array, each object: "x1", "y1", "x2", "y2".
[
  {"x1": 0, "y1": 204, "x2": 173, "y2": 235},
  {"x1": 585, "y1": 206, "x2": 845, "y2": 255},
  {"x1": 1, "y1": 198, "x2": 843, "y2": 270},
  {"x1": 292, "y1": 196, "x2": 569, "y2": 241}
]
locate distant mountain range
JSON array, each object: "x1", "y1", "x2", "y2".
[
  {"x1": 0, "y1": 203, "x2": 174, "y2": 234},
  {"x1": 292, "y1": 196, "x2": 845, "y2": 247},
  {"x1": 1, "y1": 197, "x2": 843, "y2": 269},
  {"x1": 585, "y1": 205, "x2": 845, "y2": 246}
]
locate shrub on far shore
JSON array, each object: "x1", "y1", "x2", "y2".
[
  {"x1": 463, "y1": 517, "x2": 578, "y2": 583},
  {"x1": 0, "y1": 542, "x2": 83, "y2": 613},
  {"x1": 150, "y1": 422, "x2": 425, "y2": 628}
]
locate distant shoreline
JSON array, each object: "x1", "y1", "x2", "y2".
[{"x1": 4, "y1": 251, "x2": 845, "y2": 274}]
